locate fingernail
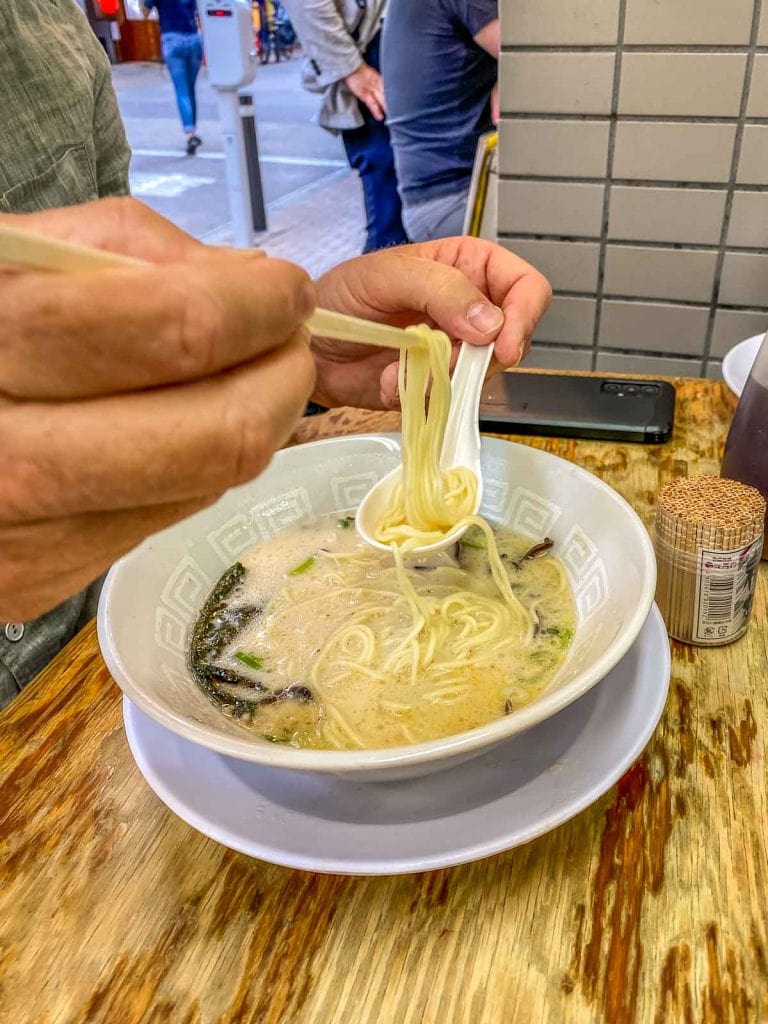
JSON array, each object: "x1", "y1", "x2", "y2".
[{"x1": 467, "y1": 302, "x2": 504, "y2": 335}]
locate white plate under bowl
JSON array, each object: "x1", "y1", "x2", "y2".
[
  {"x1": 723, "y1": 332, "x2": 764, "y2": 397},
  {"x1": 123, "y1": 605, "x2": 670, "y2": 876}
]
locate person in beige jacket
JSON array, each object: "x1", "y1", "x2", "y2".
[{"x1": 282, "y1": 0, "x2": 407, "y2": 252}]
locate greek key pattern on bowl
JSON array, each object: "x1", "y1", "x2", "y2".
[
  {"x1": 250, "y1": 488, "x2": 313, "y2": 536},
  {"x1": 161, "y1": 555, "x2": 212, "y2": 616},
  {"x1": 331, "y1": 472, "x2": 381, "y2": 508},
  {"x1": 482, "y1": 478, "x2": 510, "y2": 513},
  {"x1": 154, "y1": 606, "x2": 188, "y2": 657},
  {"x1": 206, "y1": 512, "x2": 265, "y2": 566},
  {"x1": 507, "y1": 487, "x2": 562, "y2": 538},
  {"x1": 154, "y1": 556, "x2": 214, "y2": 657},
  {"x1": 560, "y1": 525, "x2": 608, "y2": 620},
  {"x1": 206, "y1": 488, "x2": 312, "y2": 565}
]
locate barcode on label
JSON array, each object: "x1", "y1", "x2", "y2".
[
  {"x1": 694, "y1": 537, "x2": 762, "y2": 643},
  {"x1": 703, "y1": 576, "x2": 735, "y2": 622}
]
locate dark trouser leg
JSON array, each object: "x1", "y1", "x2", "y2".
[
  {"x1": 342, "y1": 119, "x2": 408, "y2": 252},
  {"x1": 340, "y1": 31, "x2": 408, "y2": 252}
]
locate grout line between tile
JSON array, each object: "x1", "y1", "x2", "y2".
[
  {"x1": 554, "y1": 291, "x2": 712, "y2": 309},
  {"x1": 529, "y1": 341, "x2": 610, "y2": 351},
  {"x1": 499, "y1": 113, "x2": 768, "y2": 124},
  {"x1": 499, "y1": 233, "x2": 768, "y2": 258},
  {"x1": 549, "y1": 289, "x2": 768, "y2": 314},
  {"x1": 530, "y1": 340, "x2": 719, "y2": 365},
  {"x1": 593, "y1": 0, "x2": 627, "y2": 371},
  {"x1": 499, "y1": 175, "x2": 768, "y2": 191},
  {"x1": 700, "y1": 0, "x2": 764, "y2": 374},
  {"x1": 502, "y1": 44, "x2": 765, "y2": 54}
]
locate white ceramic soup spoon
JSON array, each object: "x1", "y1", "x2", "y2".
[{"x1": 356, "y1": 340, "x2": 495, "y2": 556}]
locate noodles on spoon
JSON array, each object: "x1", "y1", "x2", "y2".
[
  {"x1": 375, "y1": 325, "x2": 478, "y2": 550},
  {"x1": 372, "y1": 325, "x2": 535, "y2": 675}
]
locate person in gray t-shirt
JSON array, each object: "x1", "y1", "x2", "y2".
[{"x1": 382, "y1": 0, "x2": 499, "y2": 242}]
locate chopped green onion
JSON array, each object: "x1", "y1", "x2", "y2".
[
  {"x1": 289, "y1": 556, "x2": 316, "y2": 576},
  {"x1": 460, "y1": 526, "x2": 487, "y2": 550},
  {"x1": 541, "y1": 625, "x2": 574, "y2": 648},
  {"x1": 337, "y1": 516, "x2": 355, "y2": 529},
  {"x1": 235, "y1": 651, "x2": 264, "y2": 670}
]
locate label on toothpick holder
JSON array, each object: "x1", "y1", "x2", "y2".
[{"x1": 693, "y1": 538, "x2": 762, "y2": 644}]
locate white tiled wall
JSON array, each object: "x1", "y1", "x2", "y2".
[{"x1": 498, "y1": 0, "x2": 768, "y2": 376}]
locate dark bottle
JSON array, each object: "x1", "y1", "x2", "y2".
[{"x1": 721, "y1": 332, "x2": 768, "y2": 559}]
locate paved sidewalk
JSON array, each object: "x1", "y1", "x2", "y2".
[
  {"x1": 200, "y1": 172, "x2": 366, "y2": 279},
  {"x1": 112, "y1": 59, "x2": 366, "y2": 276}
]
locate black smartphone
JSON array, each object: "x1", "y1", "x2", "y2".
[{"x1": 479, "y1": 372, "x2": 676, "y2": 443}]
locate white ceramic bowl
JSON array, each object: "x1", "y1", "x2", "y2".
[
  {"x1": 98, "y1": 434, "x2": 656, "y2": 782},
  {"x1": 722, "y1": 331, "x2": 764, "y2": 397}
]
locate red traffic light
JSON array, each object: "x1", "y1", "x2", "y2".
[{"x1": 96, "y1": 0, "x2": 119, "y2": 14}]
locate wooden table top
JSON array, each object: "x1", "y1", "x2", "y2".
[{"x1": 2, "y1": 375, "x2": 766, "y2": 1024}]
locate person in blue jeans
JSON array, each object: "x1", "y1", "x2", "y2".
[
  {"x1": 339, "y1": 30, "x2": 405, "y2": 252},
  {"x1": 144, "y1": 0, "x2": 204, "y2": 155}
]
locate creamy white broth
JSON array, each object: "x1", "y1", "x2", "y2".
[{"x1": 189, "y1": 513, "x2": 576, "y2": 750}]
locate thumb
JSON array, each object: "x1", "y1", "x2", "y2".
[{"x1": 397, "y1": 257, "x2": 506, "y2": 348}]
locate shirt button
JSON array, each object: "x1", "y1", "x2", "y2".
[{"x1": 4, "y1": 623, "x2": 24, "y2": 642}]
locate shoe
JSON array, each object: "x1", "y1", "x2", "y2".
[{"x1": 186, "y1": 135, "x2": 202, "y2": 156}]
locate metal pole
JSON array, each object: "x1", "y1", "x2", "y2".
[
  {"x1": 239, "y1": 92, "x2": 268, "y2": 233},
  {"x1": 217, "y1": 89, "x2": 254, "y2": 249}
]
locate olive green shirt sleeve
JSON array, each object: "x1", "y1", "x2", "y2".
[
  {"x1": 0, "y1": 0, "x2": 130, "y2": 708},
  {"x1": 0, "y1": 0, "x2": 131, "y2": 213},
  {"x1": 87, "y1": 16, "x2": 132, "y2": 198}
]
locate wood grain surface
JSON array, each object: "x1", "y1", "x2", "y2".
[{"x1": 1, "y1": 376, "x2": 766, "y2": 1024}]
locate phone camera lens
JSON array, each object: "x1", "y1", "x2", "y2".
[
  {"x1": 625, "y1": 384, "x2": 639, "y2": 395},
  {"x1": 603, "y1": 382, "x2": 620, "y2": 393},
  {"x1": 642, "y1": 384, "x2": 659, "y2": 394}
]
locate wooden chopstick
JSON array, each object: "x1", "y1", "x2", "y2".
[
  {"x1": 0, "y1": 222, "x2": 144, "y2": 273},
  {"x1": 305, "y1": 309, "x2": 422, "y2": 351},
  {"x1": 0, "y1": 223, "x2": 420, "y2": 352}
]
